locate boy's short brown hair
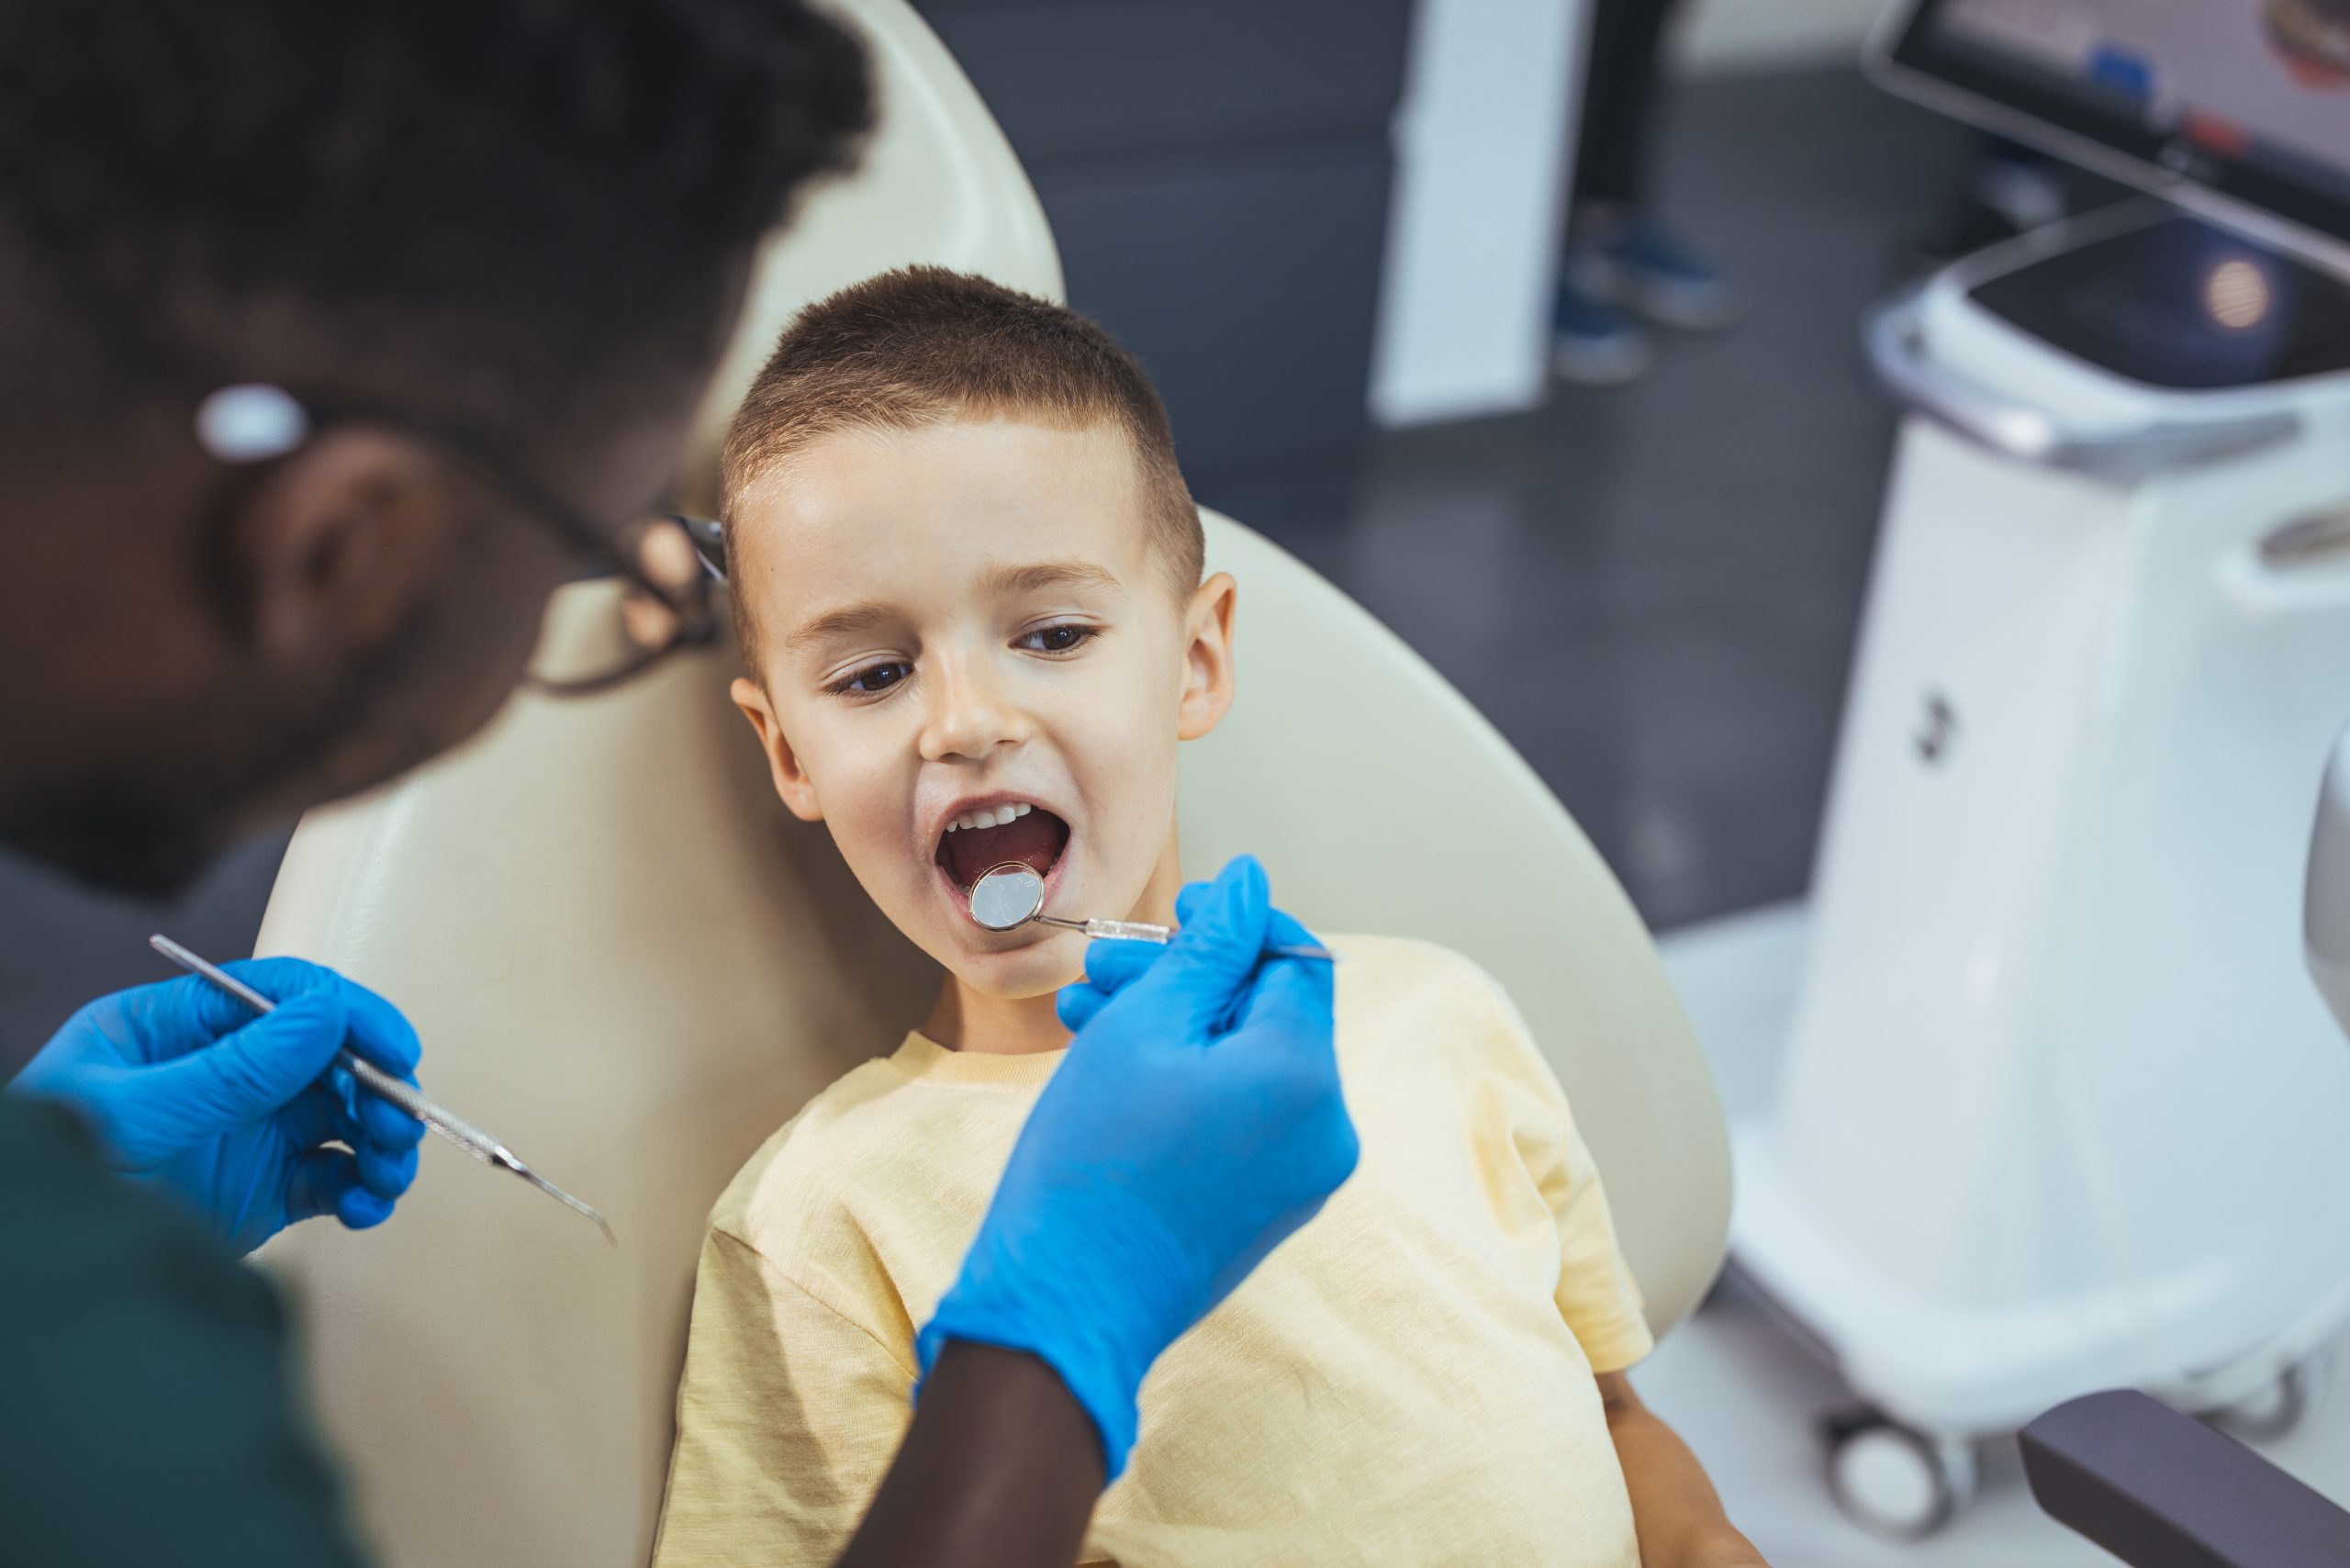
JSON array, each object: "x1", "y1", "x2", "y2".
[{"x1": 722, "y1": 266, "x2": 1203, "y2": 663}]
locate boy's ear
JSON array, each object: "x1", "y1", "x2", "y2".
[
  {"x1": 1177, "y1": 572, "x2": 1237, "y2": 742},
  {"x1": 730, "y1": 677, "x2": 825, "y2": 823}
]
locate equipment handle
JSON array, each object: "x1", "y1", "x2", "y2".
[
  {"x1": 2022, "y1": 1389, "x2": 2350, "y2": 1566},
  {"x1": 1862, "y1": 288, "x2": 2299, "y2": 480}
]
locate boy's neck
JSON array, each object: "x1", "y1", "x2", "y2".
[
  {"x1": 923, "y1": 834, "x2": 1186, "y2": 1056},
  {"x1": 923, "y1": 983, "x2": 1068, "y2": 1057}
]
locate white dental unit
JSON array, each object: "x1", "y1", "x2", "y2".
[{"x1": 1729, "y1": 0, "x2": 2350, "y2": 1536}]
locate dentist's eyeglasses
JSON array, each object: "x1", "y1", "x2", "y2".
[
  {"x1": 195, "y1": 384, "x2": 724, "y2": 698},
  {"x1": 520, "y1": 510, "x2": 725, "y2": 696}
]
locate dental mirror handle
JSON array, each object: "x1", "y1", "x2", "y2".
[{"x1": 1035, "y1": 913, "x2": 1336, "y2": 962}]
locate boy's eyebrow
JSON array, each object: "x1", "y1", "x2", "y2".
[
  {"x1": 782, "y1": 562, "x2": 1123, "y2": 654},
  {"x1": 981, "y1": 560, "x2": 1125, "y2": 598},
  {"x1": 784, "y1": 600, "x2": 899, "y2": 654}
]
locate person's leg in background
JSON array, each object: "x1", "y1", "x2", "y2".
[{"x1": 1553, "y1": 0, "x2": 1741, "y2": 386}]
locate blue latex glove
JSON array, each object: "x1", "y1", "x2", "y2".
[
  {"x1": 11, "y1": 958, "x2": 427, "y2": 1255},
  {"x1": 1054, "y1": 881, "x2": 1326, "y2": 1036},
  {"x1": 916, "y1": 855, "x2": 1358, "y2": 1476}
]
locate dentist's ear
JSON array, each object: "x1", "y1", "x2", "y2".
[
  {"x1": 731, "y1": 676, "x2": 826, "y2": 823},
  {"x1": 1177, "y1": 572, "x2": 1237, "y2": 742}
]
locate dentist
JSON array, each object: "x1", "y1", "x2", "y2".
[{"x1": 0, "y1": 5, "x2": 1355, "y2": 1566}]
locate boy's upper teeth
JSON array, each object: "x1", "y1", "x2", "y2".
[{"x1": 945, "y1": 802, "x2": 1035, "y2": 834}]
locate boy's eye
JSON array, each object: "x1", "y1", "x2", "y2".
[
  {"x1": 831, "y1": 660, "x2": 911, "y2": 696},
  {"x1": 1020, "y1": 622, "x2": 1097, "y2": 655}
]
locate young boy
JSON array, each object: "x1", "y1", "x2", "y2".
[{"x1": 653, "y1": 267, "x2": 1764, "y2": 1568}]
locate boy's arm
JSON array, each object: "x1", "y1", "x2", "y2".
[
  {"x1": 1600, "y1": 1372, "x2": 1770, "y2": 1568},
  {"x1": 834, "y1": 1343, "x2": 1103, "y2": 1568}
]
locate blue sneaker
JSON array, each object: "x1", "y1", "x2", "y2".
[
  {"x1": 1567, "y1": 218, "x2": 1742, "y2": 331},
  {"x1": 1552, "y1": 282, "x2": 1654, "y2": 386}
]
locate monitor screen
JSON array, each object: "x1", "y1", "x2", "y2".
[{"x1": 1875, "y1": 1, "x2": 2350, "y2": 260}]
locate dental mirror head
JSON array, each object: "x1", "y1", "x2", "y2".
[{"x1": 969, "y1": 862, "x2": 1048, "y2": 932}]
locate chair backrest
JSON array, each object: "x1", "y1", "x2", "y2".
[
  {"x1": 252, "y1": 6, "x2": 1729, "y2": 1563},
  {"x1": 676, "y1": 0, "x2": 1062, "y2": 506},
  {"x1": 1180, "y1": 519, "x2": 1730, "y2": 1328}
]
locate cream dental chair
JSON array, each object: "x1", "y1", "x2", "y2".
[{"x1": 253, "y1": 4, "x2": 1732, "y2": 1563}]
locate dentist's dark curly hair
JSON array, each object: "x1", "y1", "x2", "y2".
[{"x1": 0, "y1": 0, "x2": 873, "y2": 447}]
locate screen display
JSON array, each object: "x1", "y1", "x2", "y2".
[{"x1": 1884, "y1": 1, "x2": 2350, "y2": 252}]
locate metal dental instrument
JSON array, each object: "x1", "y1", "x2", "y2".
[
  {"x1": 966, "y1": 863, "x2": 1337, "y2": 960},
  {"x1": 147, "y1": 934, "x2": 617, "y2": 1247}
]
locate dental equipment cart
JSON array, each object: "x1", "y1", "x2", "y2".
[{"x1": 1732, "y1": 0, "x2": 2350, "y2": 1539}]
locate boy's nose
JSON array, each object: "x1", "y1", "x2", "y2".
[{"x1": 918, "y1": 652, "x2": 1031, "y2": 763}]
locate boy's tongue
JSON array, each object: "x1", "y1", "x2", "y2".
[{"x1": 941, "y1": 809, "x2": 1068, "y2": 890}]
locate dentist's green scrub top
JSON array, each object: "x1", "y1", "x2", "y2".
[{"x1": 0, "y1": 1093, "x2": 366, "y2": 1566}]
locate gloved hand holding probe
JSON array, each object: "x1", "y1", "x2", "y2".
[
  {"x1": 10, "y1": 958, "x2": 427, "y2": 1255},
  {"x1": 916, "y1": 856, "x2": 1359, "y2": 1475}
]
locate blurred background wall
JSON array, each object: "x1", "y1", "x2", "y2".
[{"x1": 1677, "y1": 0, "x2": 1886, "y2": 70}]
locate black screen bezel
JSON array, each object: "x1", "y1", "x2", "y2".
[{"x1": 1881, "y1": 0, "x2": 2350, "y2": 252}]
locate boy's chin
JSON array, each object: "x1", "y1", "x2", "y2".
[{"x1": 939, "y1": 934, "x2": 1085, "y2": 1002}]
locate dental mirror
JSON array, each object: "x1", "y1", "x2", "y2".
[
  {"x1": 969, "y1": 862, "x2": 1048, "y2": 932},
  {"x1": 965, "y1": 861, "x2": 1337, "y2": 960}
]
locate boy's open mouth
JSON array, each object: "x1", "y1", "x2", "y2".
[{"x1": 935, "y1": 801, "x2": 1070, "y2": 894}]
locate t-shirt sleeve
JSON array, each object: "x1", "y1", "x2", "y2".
[
  {"x1": 651, "y1": 1225, "x2": 917, "y2": 1566},
  {"x1": 0, "y1": 1096, "x2": 370, "y2": 1568},
  {"x1": 1458, "y1": 955, "x2": 1656, "y2": 1375}
]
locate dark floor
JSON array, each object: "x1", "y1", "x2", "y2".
[{"x1": 0, "y1": 67, "x2": 1975, "y2": 1074}]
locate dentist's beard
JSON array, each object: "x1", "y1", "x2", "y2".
[{"x1": 0, "y1": 597, "x2": 442, "y2": 900}]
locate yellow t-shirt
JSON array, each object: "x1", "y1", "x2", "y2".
[{"x1": 652, "y1": 935, "x2": 1653, "y2": 1568}]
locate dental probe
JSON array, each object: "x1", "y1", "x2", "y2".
[
  {"x1": 147, "y1": 935, "x2": 617, "y2": 1247},
  {"x1": 966, "y1": 863, "x2": 1337, "y2": 960}
]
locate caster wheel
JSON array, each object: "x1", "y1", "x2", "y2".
[
  {"x1": 1825, "y1": 1413, "x2": 1977, "y2": 1540},
  {"x1": 2211, "y1": 1357, "x2": 2327, "y2": 1442}
]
